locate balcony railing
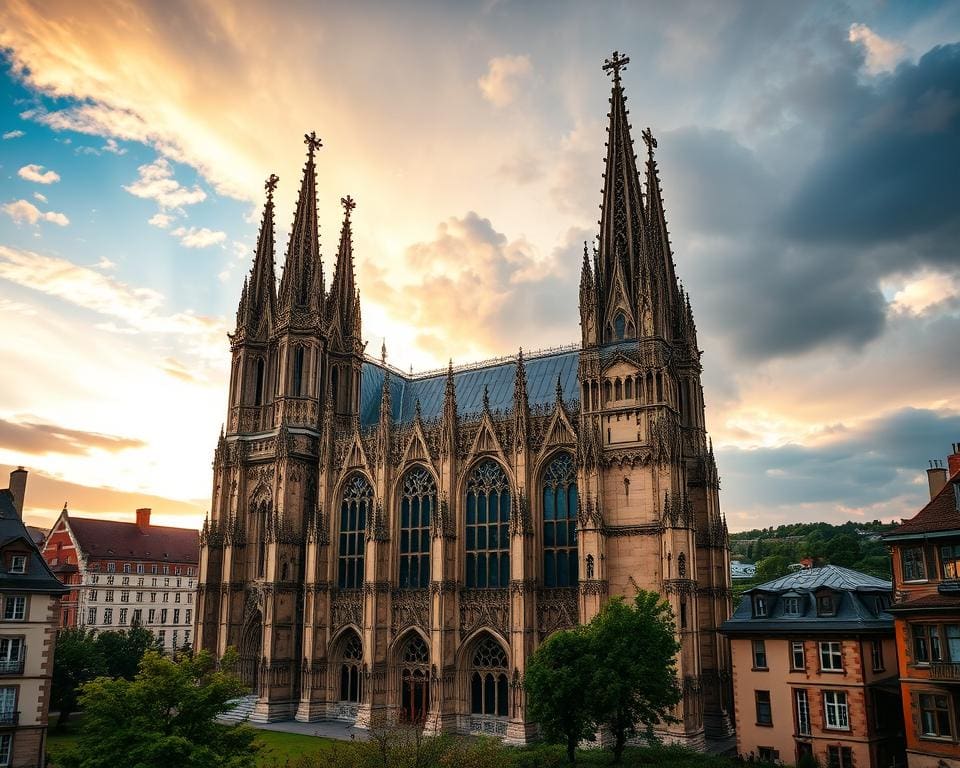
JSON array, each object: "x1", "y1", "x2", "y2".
[
  {"x1": 0, "y1": 711, "x2": 19, "y2": 726},
  {"x1": 0, "y1": 658, "x2": 24, "y2": 675},
  {"x1": 929, "y1": 662, "x2": 960, "y2": 681}
]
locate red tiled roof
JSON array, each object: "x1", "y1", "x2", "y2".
[
  {"x1": 68, "y1": 517, "x2": 198, "y2": 564},
  {"x1": 887, "y1": 476, "x2": 960, "y2": 537}
]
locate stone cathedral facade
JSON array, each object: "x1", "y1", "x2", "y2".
[{"x1": 196, "y1": 54, "x2": 733, "y2": 747}]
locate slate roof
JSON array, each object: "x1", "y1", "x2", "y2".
[
  {"x1": 68, "y1": 516, "x2": 198, "y2": 564},
  {"x1": 0, "y1": 490, "x2": 68, "y2": 594},
  {"x1": 359, "y1": 347, "x2": 580, "y2": 428},
  {"x1": 720, "y1": 565, "x2": 893, "y2": 635},
  {"x1": 885, "y1": 474, "x2": 960, "y2": 539}
]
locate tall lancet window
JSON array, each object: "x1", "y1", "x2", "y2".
[
  {"x1": 399, "y1": 468, "x2": 434, "y2": 589},
  {"x1": 542, "y1": 452, "x2": 578, "y2": 587},
  {"x1": 293, "y1": 347, "x2": 306, "y2": 397},
  {"x1": 338, "y1": 475, "x2": 371, "y2": 589},
  {"x1": 614, "y1": 312, "x2": 627, "y2": 341},
  {"x1": 338, "y1": 630, "x2": 363, "y2": 702},
  {"x1": 470, "y1": 635, "x2": 509, "y2": 717},
  {"x1": 465, "y1": 461, "x2": 510, "y2": 588},
  {"x1": 254, "y1": 358, "x2": 265, "y2": 406}
]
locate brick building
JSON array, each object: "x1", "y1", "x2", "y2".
[
  {"x1": 0, "y1": 468, "x2": 68, "y2": 768},
  {"x1": 884, "y1": 444, "x2": 960, "y2": 768},
  {"x1": 42, "y1": 506, "x2": 199, "y2": 651},
  {"x1": 722, "y1": 565, "x2": 905, "y2": 767}
]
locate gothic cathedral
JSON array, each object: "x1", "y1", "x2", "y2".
[{"x1": 196, "y1": 53, "x2": 733, "y2": 747}]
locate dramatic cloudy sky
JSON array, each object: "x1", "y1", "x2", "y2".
[{"x1": 0, "y1": 0, "x2": 958, "y2": 532}]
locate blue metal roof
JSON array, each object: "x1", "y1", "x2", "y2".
[{"x1": 360, "y1": 348, "x2": 580, "y2": 428}]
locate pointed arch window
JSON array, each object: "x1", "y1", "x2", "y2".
[
  {"x1": 338, "y1": 475, "x2": 371, "y2": 589},
  {"x1": 399, "y1": 468, "x2": 434, "y2": 589},
  {"x1": 338, "y1": 630, "x2": 363, "y2": 702},
  {"x1": 614, "y1": 378, "x2": 623, "y2": 400},
  {"x1": 470, "y1": 636, "x2": 509, "y2": 717},
  {"x1": 293, "y1": 347, "x2": 306, "y2": 397},
  {"x1": 254, "y1": 358, "x2": 266, "y2": 406},
  {"x1": 465, "y1": 461, "x2": 510, "y2": 589},
  {"x1": 542, "y1": 452, "x2": 578, "y2": 588},
  {"x1": 624, "y1": 377, "x2": 633, "y2": 400},
  {"x1": 614, "y1": 312, "x2": 627, "y2": 341}
]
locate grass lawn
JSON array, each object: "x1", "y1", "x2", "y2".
[
  {"x1": 253, "y1": 730, "x2": 337, "y2": 766},
  {"x1": 46, "y1": 721, "x2": 336, "y2": 768}
]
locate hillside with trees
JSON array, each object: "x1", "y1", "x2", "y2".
[{"x1": 729, "y1": 520, "x2": 897, "y2": 602}]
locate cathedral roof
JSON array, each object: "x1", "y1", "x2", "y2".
[{"x1": 359, "y1": 347, "x2": 580, "y2": 428}]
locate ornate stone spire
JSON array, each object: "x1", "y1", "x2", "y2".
[
  {"x1": 278, "y1": 132, "x2": 323, "y2": 321},
  {"x1": 238, "y1": 174, "x2": 279, "y2": 337},
  {"x1": 441, "y1": 359, "x2": 457, "y2": 456},
  {"x1": 513, "y1": 348, "x2": 529, "y2": 451},
  {"x1": 328, "y1": 195, "x2": 361, "y2": 347},
  {"x1": 597, "y1": 51, "x2": 647, "y2": 335},
  {"x1": 643, "y1": 127, "x2": 681, "y2": 327}
]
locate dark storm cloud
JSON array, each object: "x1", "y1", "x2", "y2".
[
  {"x1": 783, "y1": 43, "x2": 960, "y2": 246},
  {"x1": 719, "y1": 407, "x2": 960, "y2": 517},
  {"x1": 657, "y1": 42, "x2": 960, "y2": 361}
]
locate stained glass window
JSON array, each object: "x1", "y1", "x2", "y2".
[
  {"x1": 470, "y1": 635, "x2": 509, "y2": 717},
  {"x1": 338, "y1": 475, "x2": 371, "y2": 589},
  {"x1": 542, "y1": 453, "x2": 578, "y2": 588},
  {"x1": 399, "y1": 468, "x2": 434, "y2": 589},
  {"x1": 465, "y1": 461, "x2": 511, "y2": 588}
]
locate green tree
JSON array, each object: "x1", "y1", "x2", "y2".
[
  {"x1": 525, "y1": 627, "x2": 598, "y2": 763},
  {"x1": 589, "y1": 592, "x2": 682, "y2": 763},
  {"x1": 755, "y1": 555, "x2": 791, "y2": 583},
  {"x1": 825, "y1": 534, "x2": 861, "y2": 567},
  {"x1": 95, "y1": 625, "x2": 163, "y2": 680},
  {"x1": 52, "y1": 628, "x2": 107, "y2": 727},
  {"x1": 58, "y1": 649, "x2": 258, "y2": 768}
]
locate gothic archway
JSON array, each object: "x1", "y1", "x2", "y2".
[
  {"x1": 469, "y1": 633, "x2": 509, "y2": 720},
  {"x1": 238, "y1": 610, "x2": 263, "y2": 693},
  {"x1": 336, "y1": 629, "x2": 363, "y2": 704},
  {"x1": 398, "y1": 633, "x2": 430, "y2": 723}
]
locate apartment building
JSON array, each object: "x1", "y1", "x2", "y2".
[
  {"x1": 884, "y1": 444, "x2": 960, "y2": 768},
  {"x1": 722, "y1": 565, "x2": 905, "y2": 767},
  {"x1": 42, "y1": 506, "x2": 198, "y2": 651},
  {"x1": 0, "y1": 467, "x2": 67, "y2": 767}
]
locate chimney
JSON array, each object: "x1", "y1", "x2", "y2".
[
  {"x1": 949, "y1": 443, "x2": 960, "y2": 479},
  {"x1": 136, "y1": 508, "x2": 151, "y2": 532},
  {"x1": 928, "y1": 460, "x2": 949, "y2": 500},
  {"x1": 8, "y1": 467, "x2": 27, "y2": 519}
]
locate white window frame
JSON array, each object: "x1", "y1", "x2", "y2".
[
  {"x1": 819, "y1": 641, "x2": 843, "y2": 672},
  {"x1": 795, "y1": 688, "x2": 810, "y2": 735},
  {"x1": 9, "y1": 556, "x2": 26, "y2": 575},
  {"x1": 824, "y1": 690, "x2": 849, "y2": 730},
  {"x1": 3, "y1": 597, "x2": 25, "y2": 621},
  {"x1": 0, "y1": 732, "x2": 11, "y2": 766}
]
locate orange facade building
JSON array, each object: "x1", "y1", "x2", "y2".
[
  {"x1": 722, "y1": 566, "x2": 905, "y2": 767},
  {"x1": 885, "y1": 444, "x2": 960, "y2": 768}
]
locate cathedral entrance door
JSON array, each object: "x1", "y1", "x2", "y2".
[{"x1": 400, "y1": 669, "x2": 429, "y2": 723}]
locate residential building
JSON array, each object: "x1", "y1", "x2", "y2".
[
  {"x1": 722, "y1": 565, "x2": 905, "y2": 767},
  {"x1": 41, "y1": 506, "x2": 198, "y2": 651},
  {"x1": 0, "y1": 467, "x2": 68, "y2": 767},
  {"x1": 885, "y1": 444, "x2": 960, "y2": 768},
  {"x1": 196, "y1": 51, "x2": 734, "y2": 744}
]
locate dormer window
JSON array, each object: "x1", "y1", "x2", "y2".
[
  {"x1": 902, "y1": 547, "x2": 927, "y2": 582},
  {"x1": 753, "y1": 596, "x2": 767, "y2": 618},
  {"x1": 783, "y1": 596, "x2": 801, "y2": 616},
  {"x1": 817, "y1": 594, "x2": 835, "y2": 617},
  {"x1": 9, "y1": 556, "x2": 26, "y2": 575}
]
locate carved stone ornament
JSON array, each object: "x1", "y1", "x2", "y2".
[
  {"x1": 459, "y1": 589, "x2": 509, "y2": 638},
  {"x1": 390, "y1": 589, "x2": 429, "y2": 633},
  {"x1": 536, "y1": 588, "x2": 579, "y2": 640},
  {"x1": 330, "y1": 589, "x2": 362, "y2": 629}
]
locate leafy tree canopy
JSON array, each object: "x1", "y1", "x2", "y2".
[{"x1": 58, "y1": 649, "x2": 258, "y2": 768}]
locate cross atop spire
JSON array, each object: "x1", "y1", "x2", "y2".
[
  {"x1": 603, "y1": 50, "x2": 630, "y2": 82},
  {"x1": 265, "y1": 173, "x2": 279, "y2": 200},
  {"x1": 304, "y1": 131, "x2": 322, "y2": 157},
  {"x1": 341, "y1": 195, "x2": 356, "y2": 218}
]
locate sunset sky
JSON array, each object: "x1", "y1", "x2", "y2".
[{"x1": 1, "y1": 0, "x2": 959, "y2": 533}]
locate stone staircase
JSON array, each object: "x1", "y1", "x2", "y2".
[{"x1": 219, "y1": 694, "x2": 258, "y2": 723}]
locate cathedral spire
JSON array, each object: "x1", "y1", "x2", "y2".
[
  {"x1": 328, "y1": 195, "x2": 361, "y2": 346},
  {"x1": 597, "y1": 51, "x2": 647, "y2": 338},
  {"x1": 643, "y1": 127, "x2": 681, "y2": 319},
  {"x1": 239, "y1": 174, "x2": 279, "y2": 336},
  {"x1": 513, "y1": 348, "x2": 529, "y2": 451},
  {"x1": 278, "y1": 132, "x2": 323, "y2": 320}
]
